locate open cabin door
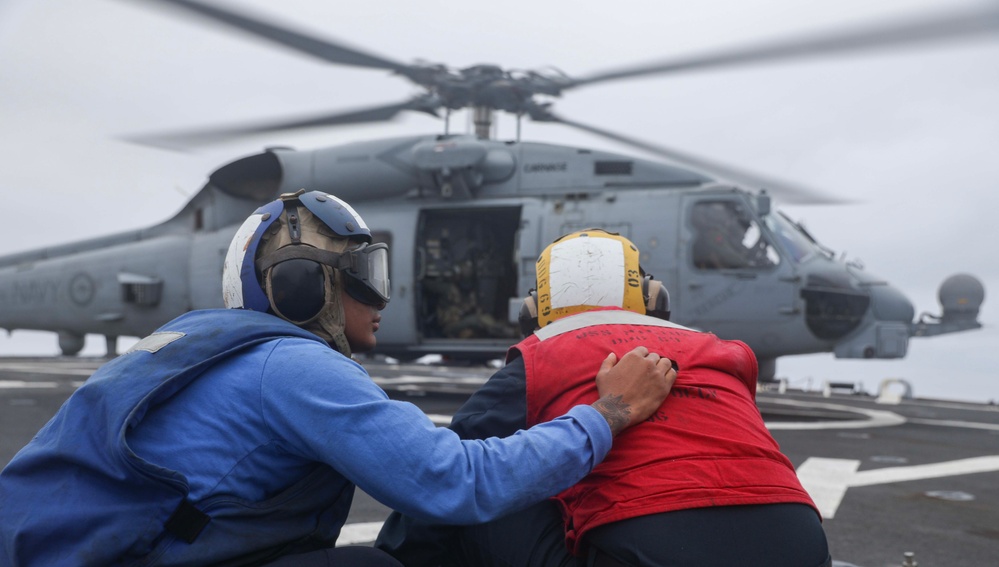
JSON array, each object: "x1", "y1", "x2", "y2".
[{"x1": 415, "y1": 207, "x2": 522, "y2": 348}]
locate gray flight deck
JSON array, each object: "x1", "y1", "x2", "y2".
[{"x1": 2, "y1": 357, "x2": 997, "y2": 566}]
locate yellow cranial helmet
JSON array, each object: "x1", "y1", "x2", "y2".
[{"x1": 535, "y1": 229, "x2": 647, "y2": 327}]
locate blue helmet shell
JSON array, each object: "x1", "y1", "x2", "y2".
[{"x1": 297, "y1": 191, "x2": 373, "y2": 243}]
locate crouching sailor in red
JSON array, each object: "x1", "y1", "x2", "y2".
[{"x1": 378, "y1": 228, "x2": 830, "y2": 567}]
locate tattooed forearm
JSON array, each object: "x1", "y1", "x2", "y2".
[{"x1": 592, "y1": 394, "x2": 632, "y2": 437}]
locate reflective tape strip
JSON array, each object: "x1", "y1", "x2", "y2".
[{"x1": 124, "y1": 332, "x2": 186, "y2": 355}]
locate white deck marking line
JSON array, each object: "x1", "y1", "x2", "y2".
[
  {"x1": 336, "y1": 521, "x2": 386, "y2": 546},
  {"x1": 426, "y1": 414, "x2": 453, "y2": 426},
  {"x1": 0, "y1": 364, "x2": 96, "y2": 376},
  {"x1": 0, "y1": 380, "x2": 59, "y2": 389},
  {"x1": 763, "y1": 398, "x2": 999, "y2": 431},
  {"x1": 372, "y1": 375, "x2": 489, "y2": 385},
  {"x1": 896, "y1": 398, "x2": 999, "y2": 412},
  {"x1": 797, "y1": 456, "x2": 999, "y2": 519},
  {"x1": 849, "y1": 456, "x2": 999, "y2": 487},
  {"x1": 908, "y1": 418, "x2": 999, "y2": 431},
  {"x1": 764, "y1": 398, "x2": 905, "y2": 430},
  {"x1": 795, "y1": 457, "x2": 860, "y2": 520}
]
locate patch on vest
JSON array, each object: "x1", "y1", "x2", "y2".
[{"x1": 125, "y1": 331, "x2": 186, "y2": 354}]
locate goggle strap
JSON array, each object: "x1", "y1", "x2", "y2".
[{"x1": 258, "y1": 246, "x2": 350, "y2": 274}]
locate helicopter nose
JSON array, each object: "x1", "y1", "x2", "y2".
[
  {"x1": 831, "y1": 280, "x2": 915, "y2": 359},
  {"x1": 800, "y1": 268, "x2": 917, "y2": 359},
  {"x1": 866, "y1": 282, "x2": 915, "y2": 325}
]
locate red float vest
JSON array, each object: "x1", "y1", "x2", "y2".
[{"x1": 511, "y1": 308, "x2": 818, "y2": 555}]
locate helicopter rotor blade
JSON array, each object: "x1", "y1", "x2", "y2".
[
  {"x1": 537, "y1": 109, "x2": 847, "y2": 205},
  {"x1": 124, "y1": 98, "x2": 440, "y2": 150},
  {"x1": 568, "y1": 5, "x2": 999, "y2": 89},
  {"x1": 141, "y1": 0, "x2": 417, "y2": 77}
]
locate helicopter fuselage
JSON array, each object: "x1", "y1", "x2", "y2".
[{"x1": 0, "y1": 136, "x2": 982, "y2": 377}]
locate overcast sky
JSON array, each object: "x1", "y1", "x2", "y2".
[{"x1": 1, "y1": 0, "x2": 996, "y2": 402}]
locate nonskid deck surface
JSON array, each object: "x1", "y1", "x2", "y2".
[{"x1": 2, "y1": 357, "x2": 997, "y2": 566}]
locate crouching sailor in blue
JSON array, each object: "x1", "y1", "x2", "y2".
[{"x1": 0, "y1": 190, "x2": 675, "y2": 567}]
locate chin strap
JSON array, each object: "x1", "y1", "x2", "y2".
[{"x1": 306, "y1": 267, "x2": 351, "y2": 357}]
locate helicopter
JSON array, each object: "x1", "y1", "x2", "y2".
[{"x1": 0, "y1": 0, "x2": 991, "y2": 380}]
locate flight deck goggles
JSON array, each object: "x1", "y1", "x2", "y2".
[{"x1": 259, "y1": 242, "x2": 391, "y2": 307}]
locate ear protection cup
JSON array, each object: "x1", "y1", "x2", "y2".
[
  {"x1": 266, "y1": 258, "x2": 328, "y2": 324},
  {"x1": 518, "y1": 290, "x2": 540, "y2": 337},
  {"x1": 645, "y1": 278, "x2": 671, "y2": 321},
  {"x1": 263, "y1": 199, "x2": 335, "y2": 324}
]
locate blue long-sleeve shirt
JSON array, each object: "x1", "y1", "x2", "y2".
[{"x1": 129, "y1": 337, "x2": 610, "y2": 523}]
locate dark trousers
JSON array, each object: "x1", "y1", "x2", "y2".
[
  {"x1": 451, "y1": 501, "x2": 830, "y2": 567},
  {"x1": 587, "y1": 503, "x2": 830, "y2": 567},
  {"x1": 262, "y1": 545, "x2": 403, "y2": 567}
]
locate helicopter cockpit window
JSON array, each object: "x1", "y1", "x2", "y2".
[
  {"x1": 762, "y1": 212, "x2": 821, "y2": 263},
  {"x1": 690, "y1": 201, "x2": 779, "y2": 270}
]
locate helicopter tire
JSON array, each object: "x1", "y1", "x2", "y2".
[
  {"x1": 57, "y1": 331, "x2": 85, "y2": 357},
  {"x1": 757, "y1": 358, "x2": 777, "y2": 381}
]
